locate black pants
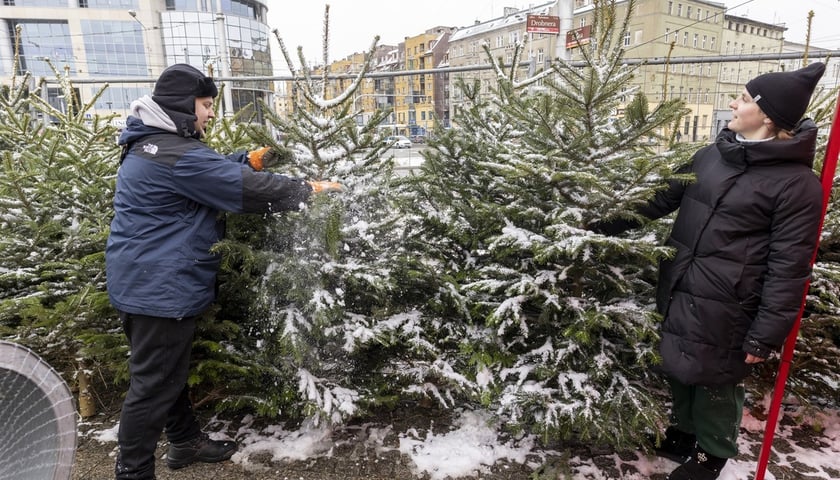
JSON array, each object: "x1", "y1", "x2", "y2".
[{"x1": 115, "y1": 312, "x2": 201, "y2": 480}]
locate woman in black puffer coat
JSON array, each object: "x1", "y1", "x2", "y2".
[{"x1": 600, "y1": 62, "x2": 826, "y2": 480}]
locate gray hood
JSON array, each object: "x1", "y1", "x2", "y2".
[{"x1": 128, "y1": 95, "x2": 178, "y2": 134}]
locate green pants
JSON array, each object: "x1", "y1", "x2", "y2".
[{"x1": 668, "y1": 377, "x2": 745, "y2": 459}]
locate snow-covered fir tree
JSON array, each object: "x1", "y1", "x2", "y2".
[
  {"x1": 396, "y1": 0, "x2": 693, "y2": 449},
  {"x1": 221, "y1": 6, "x2": 426, "y2": 423},
  {"x1": 0, "y1": 49, "x2": 121, "y2": 373}
]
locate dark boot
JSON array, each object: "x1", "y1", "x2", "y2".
[
  {"x1": 666, "y1": 446, "x2": 727, "y2": 480},
  {"x1": 650, "y1": 426, "x2": 696, "y2": 464},
  {"x1": 165, "y1": 432, "x2": 237, "y2": 470}
]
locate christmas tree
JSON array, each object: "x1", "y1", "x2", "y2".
[
  {"x1": 396, "y1": 0, "x2": 693, "y2": 448},
  {"x1": 218, "y1": 5, "x2": 422, "y2": 423},
  {"x1": 0, "y1": 43, "x2": 124, "y2": 386}
]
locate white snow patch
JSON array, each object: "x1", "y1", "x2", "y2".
[
  {"x1": 232, "y1": 417, "x2": 335, "y2": 463},
  {"x1": 398, "y1": 409, "x2": 534, "y2": 480},
  {"x1": 92, "y1": 423, "x2": 119, "y2": 443}
]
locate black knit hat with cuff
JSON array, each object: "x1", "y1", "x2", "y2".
[
  {"x1": 152, "y1": 64, "x2": 218, "y2": 138},
  {"x1": 745, "y1": 62, "x2": 825, "y2": 131}
]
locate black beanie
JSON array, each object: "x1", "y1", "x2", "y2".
[
  {"x1": 745, "y1": 62, "x2": 825, "y2": 131},
  {"x1": 152, "y1": 64, "x2": 218, "y2": 138}
]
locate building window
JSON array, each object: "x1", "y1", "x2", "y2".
[
  {"x1": 82, "y1": 0, "x2": 138, "y2": 7},
  {"x1": 686, "y1": 6, "x2": 691, "y2": 18},
  {"x1": 677, "y1": 3, "x2": 682, "y2": 16},
  {"x1": 702, "y1": 35, "x2": 707, "y2": 49},
  {"x1": 81, "y1": 20, "x2": 147, "y2": 76},
  {"x1": 710, "y1": 37, "x2": 716, "y2": 50},
  {"x1": 94, "y1": 86, "x2": 147, "y2": 111},
  {"x1": 682, "y1": 31, "x2": 688, "y2": 46},
  {"x1": 623, "y1": 31, "x2": 630, "y2": 46},
  {"x1": 12, "y1": 20, "x2": 75, "y2": 76},
  {"x1": 220, "y1": 0, "x2": 259, "y2": 19},
  {"x1": 693, "y1": 33, "x2": 698, "y2": 47},
  {"x1": 8, "y1": 0, "x2": 71, "y2": 4}
]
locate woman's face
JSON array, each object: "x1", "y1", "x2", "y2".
[{"x1": 728, "y1": 89, "x2": 773, "y2": 139}]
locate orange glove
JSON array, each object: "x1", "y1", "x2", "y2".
[
  {"x1": 248, "y1": 146, "x2": 283, "y2": 171},
  {"x1": 307, "y1": 181, "x2": 343, "y2": 193}
]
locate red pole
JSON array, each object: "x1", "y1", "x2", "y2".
[{"x1": 754, "y1": 92, "x2": 840, "y2": 480}]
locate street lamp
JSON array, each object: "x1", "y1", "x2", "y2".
[{"x1": 127, "y1": 9, "x2": 147, "y2": 30}]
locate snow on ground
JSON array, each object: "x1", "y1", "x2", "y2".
[
  {"x1": 85, "y1": 406, "x2": 840, "y2": 479},
  {"x1": 396, "y1": 410, "x2": 535, "y2": 480}
]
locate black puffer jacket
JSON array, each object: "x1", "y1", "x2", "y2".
[{"x1": 640, "y1": 120, "x2": 823, "y2": 385}]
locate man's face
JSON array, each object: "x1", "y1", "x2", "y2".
[{"x1": 194, "y1": 97, "x2": 216, "y2": 136}]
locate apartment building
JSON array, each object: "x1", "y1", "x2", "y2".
[
  {"x1": 311, "y1": 26, "x2": 453, "y2": 137},
  {"x1": 447, "y1": 0, "x2": 731, "y2": 142},
  {"x1": 393, "y1": 26, "x2": 453, "y2": 135},
  {"x1": 0, "y1": 0, "x2": 273, "y2": 123},
  {"x1": 447, "y1": 2, "x2": 555, "y2": 119}
]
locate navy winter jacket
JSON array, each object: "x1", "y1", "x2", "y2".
[{"x1": 106, "y1": 117, "x2": 311, "y2": 318}]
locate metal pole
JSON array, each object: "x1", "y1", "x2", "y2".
[
  {"x1": 554, "y1": 0, "x2": 573, "y2": 61},
  {"x1": 215, "y1": 12, "x2": 234, "y2": 118},
  {"x1": 45, "y1": 50, "x2": 840, "y2": 85}
]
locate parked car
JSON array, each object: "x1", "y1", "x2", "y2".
[
  {"x1": 384, "y1": 135, "x2": 412, "y2": 149},
  {"x1": 410, "y1": 135, "x2": 426, "y2": 144}
]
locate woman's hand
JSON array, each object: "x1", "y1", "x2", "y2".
[{"x1": 745, "y1": 353, "x2": 765, "y2": 364}]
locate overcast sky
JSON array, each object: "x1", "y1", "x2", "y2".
[{"x1": 266, "y1": 0, "x2": 840, "y2": 74}]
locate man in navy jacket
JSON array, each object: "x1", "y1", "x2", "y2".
[{"x1": 106, "y1": 64, "x2": 339, "y2": 479}]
